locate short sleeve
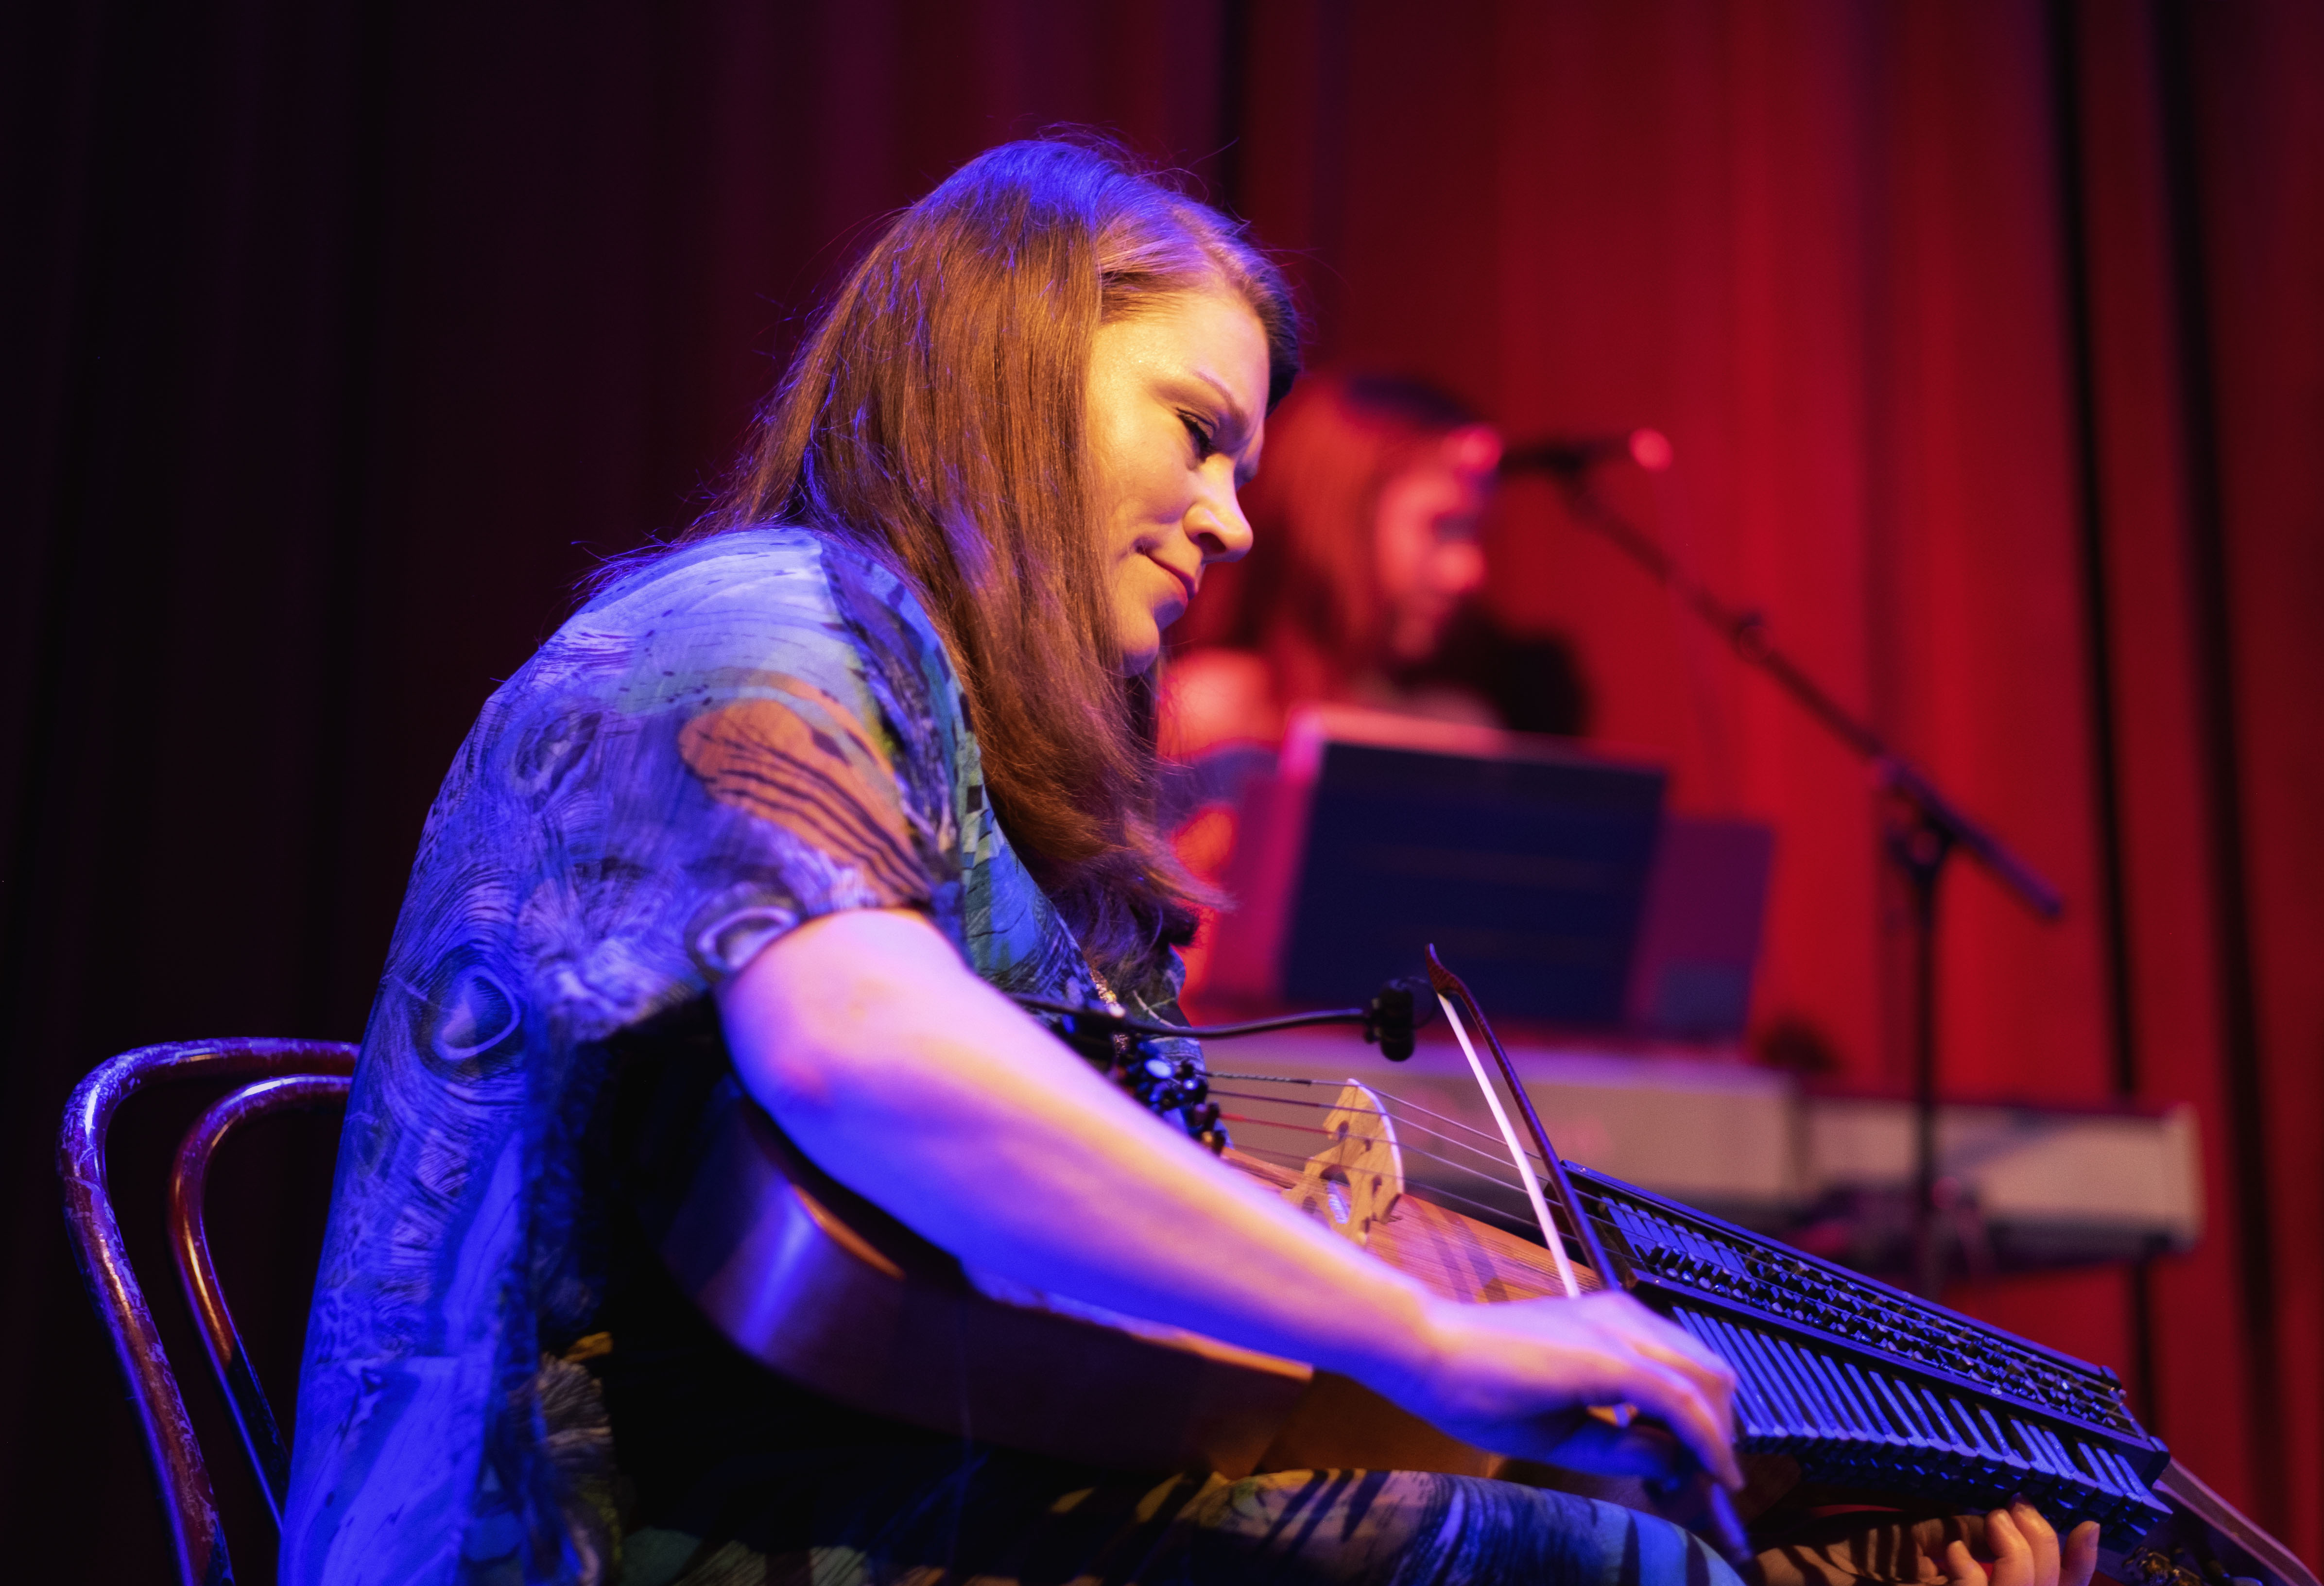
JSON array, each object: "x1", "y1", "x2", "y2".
[
  {"x1": 282, "y1": 531, "x2": 969, "y2": 1586},
  {"x1": 481, "y1": 532, "x2": 966, "y2": 1049}
]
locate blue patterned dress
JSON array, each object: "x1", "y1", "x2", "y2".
[{"x1": 283, "y1": 528, "x2": 1740, "y2": 1586}]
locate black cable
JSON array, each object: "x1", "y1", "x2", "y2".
[
  {"x1": 1010, "y1": 973, "x2": 1436, "y2": 1058},
  {"x1": 1008, "y1": 998, "x2": 1366, "y2": 1041}
]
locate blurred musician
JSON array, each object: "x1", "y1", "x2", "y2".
[
  {"x1": 1165, "y1": 371, "x2": 1588, "y2": 758},
  {"x1": 1159, "y1": 372, "x2": 1590, "y2": 1002}
]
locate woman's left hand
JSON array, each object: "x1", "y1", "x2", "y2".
[
  {"x1": 1757, "y1": 1500, "x2": 2100, "y2": 1586},
  {"x1": 1945, "y1": 1504, "x2": 2100, "y2": 1586}
]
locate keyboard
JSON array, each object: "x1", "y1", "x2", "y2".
[{"x1": 1569, "y1": 1164, "x2": 2173, "y2": 1545}]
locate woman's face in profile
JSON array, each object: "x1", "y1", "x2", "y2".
[
  {"x1": 1084, "y1": 285, "x2": 1272, "y2": 674},
  {"x1": 1374, "y1": 425, "x2": 1498, "y2": 662}
]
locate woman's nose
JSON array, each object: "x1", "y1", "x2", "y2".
[{"x1": 1192, "y1": 483, "x2": 1255, "y2": 564}]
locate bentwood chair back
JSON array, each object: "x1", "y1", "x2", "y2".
[{"x1": 59, "y1": 1038, "x2": 357, "y2": 1586}]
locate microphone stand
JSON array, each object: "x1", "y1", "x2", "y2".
[{"x1": 1517, "y1": 453, "x2": 2063, "y2": 1299}]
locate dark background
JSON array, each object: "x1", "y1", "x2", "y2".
[{"x1": 7, "y1": 2, "x2": 2319, "y2": 1578}]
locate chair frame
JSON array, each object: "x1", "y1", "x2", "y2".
[{"x1": 59, "y1": 1038, "x2": 356, "y2": 1586}]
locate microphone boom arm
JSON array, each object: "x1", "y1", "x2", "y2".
[
  {"x1": 1512, "y1": 445, "x2": 2064, "y2": 1298},
  {"x1": 1527, "y1": 461, "x2": 2063, "y2": 920}
]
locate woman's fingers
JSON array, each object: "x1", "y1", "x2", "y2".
[
  {"x1": 1611, "y1": 1298, "x2": 1740, "y2": 1388},
  {"x1": 1617, "y1": 1357, "x2": 1744, "y2": 1488},
  {"x1": 1628, "y1": 1322, "x2": 1741, "y2": 1433},
  {"x1": 1579, "y1": 1296, "x2": 1740, "y2": 1467},
  {"x1": 1453, "y1": 1295, "x2": 1741, "y2": 1487},
  {"x1": 2009, "y1": 1500, "x2": 2061, "y2": 1585},
  {"x1": 1562, "y1": 1302, "x2": 1738, "y2": 1485},
  {"x1": 1983, "y1": 1507, "x2": 2036, "y2": 1586},
  {"x1": 1761, "y1": 1508, "x2": 2094, "y2": 1586},
  {"x1": 1945, "y1": 1537, "x2": 1991, "y2": 1586},
  {"x1": 2062, "y1": 1522, "x2": 2100, "y2": 1586}
]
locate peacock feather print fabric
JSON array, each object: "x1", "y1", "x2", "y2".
[{"x1": 282, "y1": 528, "x2": 1174, "y2": 1586}]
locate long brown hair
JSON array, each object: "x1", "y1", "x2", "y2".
[{"x1": 666, "y1": 138, "x2": 1299, "y2": 979}]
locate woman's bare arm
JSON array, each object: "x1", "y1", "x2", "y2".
[{"x1": 716, "y1": 906, "x2": 1741, "y2": 1485}]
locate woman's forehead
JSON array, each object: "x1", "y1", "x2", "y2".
[{"x1": 1104, "y1": 292, "x2": 1270, "y2": 416}]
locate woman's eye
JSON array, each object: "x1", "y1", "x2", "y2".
[{"x1": 1181, "y1": 414, "x2": 1217, "y2": 460}]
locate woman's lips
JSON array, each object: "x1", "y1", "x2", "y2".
[{"x1": 1152, "y1": 557, "x2": 1198, "y2": 613}]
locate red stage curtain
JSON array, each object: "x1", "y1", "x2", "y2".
[
  {"x1": 1233, "y1": 1, "x2": 2321, "y2": 1555},
  {"x1": 5, "y1": 1, "x2": 2315, "y2": 1576}
]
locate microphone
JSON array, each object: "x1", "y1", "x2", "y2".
[
  {"x1": 1362, "y1": 975, "x2": 1438, "y2": 1062},
  {"x1": 1501, "y1": 427, "x2": 1673, "y2": 477}
]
